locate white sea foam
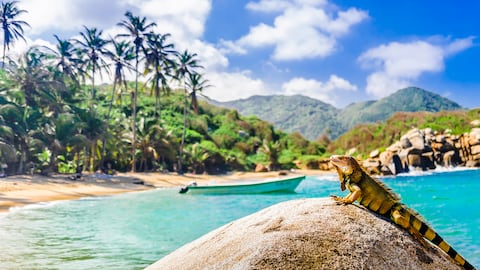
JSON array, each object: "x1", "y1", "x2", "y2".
[
  {"x1": 8, "y1": 200, "x2": 67, "y2": 213},
  {"x1": 308, "y1": 173, "x2": 338, "y2": 182},
  {"x1": 389, "y1": 165, "x2": 477, "y2": 179}
]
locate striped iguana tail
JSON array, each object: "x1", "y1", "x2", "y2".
[
  {"x1": 392, "y1": 204, "x2": 476, "y2": 270},
  {"x1": 330, "y1": 155, "x2": 476, "y2": 270}
]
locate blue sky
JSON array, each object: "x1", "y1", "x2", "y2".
[{"x1": 13, "y1": 0, "x2": 480, "y2": 108}]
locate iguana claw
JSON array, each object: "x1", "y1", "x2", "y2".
[{"x1": 330, "y1": 195, "x2": 346, "y2": 205}]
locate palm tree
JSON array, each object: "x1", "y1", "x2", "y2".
[
  {"x1": 49, "y1": 35, "x2": 81, "y2": 87},
  {"x1": 144, "y1": 32, "x2": 176, "y2": 117},
  {"x1": 7, "y1": 47, "x2": 63, "y2": 112},
  {"x1": 106, "y1": 38, "x2": 134, "y2": 115},
  {"x1": 0, "y1": 1, "x2": 29, "y2": 68},
  {"x1": 0, "y1": 102, "x2": 28, "y2": 173},
  {"x1": 186, "y1": 72, "x2": 210, "y2": 115},
  {"x1": 175, "y1": 50, "x2": 201, "y2": 174},
  {"x1": 74, "y1": 106, "x2": 107, "y2": 172},
  {"x1": 100, "y1": 38, "x2": 135, "y2": 165},
  {"x1": 186, "y1": 143, "x2": 210, "y2": 174},
  {"x1": 259, "y1": 139, "x2": 280, "y2": 171},
  {"x1": 117, "y1": 11, "x2": 156, "y2": 172},
  {"x1": 75, "y1": 26, "x2": 110, "y2": 108}
]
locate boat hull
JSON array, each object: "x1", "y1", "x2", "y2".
[{"x1": 185, "y1": 175, "x2": 306, "y2": 195}]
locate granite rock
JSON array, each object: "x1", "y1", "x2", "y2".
[{"x1": 146, "y1": 198, "x2": 462, "y2": 270}]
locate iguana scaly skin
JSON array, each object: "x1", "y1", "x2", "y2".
[{"x1": 330, "y1": 155, "x2": 475, "y2": 270}]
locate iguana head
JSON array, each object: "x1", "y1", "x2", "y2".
[{"x1": 330, "y1": 155, "x2": 359, "y2": 191}]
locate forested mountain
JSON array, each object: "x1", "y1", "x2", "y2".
[
  {"x1": 218, "y1": 95, "x2": 343, "y2": 139},
  {"x1": 216, "y1": 87, "x2": 463, "y2": 140},
  {"x1": 338, "y1": 87, "x2": 463, "y2": 129}
]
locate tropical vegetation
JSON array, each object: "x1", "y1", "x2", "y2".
[
  {"x1": 330, "y1": 109, "x2": 480, "y2": 158},
  {"x1": 0, "y1": 2, "x2": 326, "y2": 175}
]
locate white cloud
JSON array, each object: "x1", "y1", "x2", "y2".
[
  {"x1": 358, "y1": 38, "x2": 474, "y2": 98},
  {"x1": 17, "y1": 0, "x2": 212, "y2": 48},
  {"x1": 222, "y1": 0, "x2": 368, "y2": 61},
  {"x1": 218, "y1": 39, "x2": 247, "y2": 55},
  {"x1": 18, "y1": 0, "x2": 126, "y2": 37},
  {"x1": 205, "y1": 71, "x2": 272, "y2": 101},
  {"x1": 281, "y1": 75, "x2": 357, "y2": 105},
  {"x1": 246, "y1": 0, "x2": 294, "y2": 13},
  {"x1": 134, "y1": 0, "x2": 211, "y2": 45}
]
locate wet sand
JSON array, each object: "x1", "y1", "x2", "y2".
[{"x1": 0, "y1": 170, "x2": 329, "y2": 212}]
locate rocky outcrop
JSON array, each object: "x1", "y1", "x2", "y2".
[
  {"x1": 145, "y1": 198, "x2": 462, "y2": 270},
  {"x1": 361, "y1": 124, "x2": 480, "y2": 174}
]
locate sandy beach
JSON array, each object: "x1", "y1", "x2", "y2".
[{"x1": 0, "y1": 170, "x2": 329, "y2": 213}]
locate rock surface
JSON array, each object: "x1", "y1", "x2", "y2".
[{"x1": 145, "y1": 198, "x2": 462, "y2": 270}]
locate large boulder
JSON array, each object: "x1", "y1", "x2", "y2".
[{"x1": 146, "y1": 198, "x2": 462, "y2": 270}]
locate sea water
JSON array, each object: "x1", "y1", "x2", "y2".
[{"x1": 0, "y1": 170, "x2": 479, "y2": 269}]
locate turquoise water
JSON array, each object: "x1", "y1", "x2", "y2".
[{"x1": 0, "y1": 170, "x2": 479, "y2": 269}]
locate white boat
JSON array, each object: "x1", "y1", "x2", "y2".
[{"x1": 179, "y1": 175, "x2": 306, "y2": 195}]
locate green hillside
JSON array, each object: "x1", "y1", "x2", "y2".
[
  {"x1": 218, "y1": 87, "x2": 464, "y2": 140},
  {"x1": 330, "y1": 109, "x2": 480, "y2": 157},
  {"x1": 220, "y1": 95, "x2": 343, "y2": 139},
  {"x1": 339, "y1": 87, "x2": 463, "y2": 127}
]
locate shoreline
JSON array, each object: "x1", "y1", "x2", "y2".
[{"x1": 0, "y1": 170, "x2": 330, "y2": 213}]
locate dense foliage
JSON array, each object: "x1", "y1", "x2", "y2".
[
  {"x1": 330, "y1": 109, "x2": 480, "y2": 157},
  {"x1": 0, "y1": 68, "x2": 327, "y2": 175},
  {"x1": 0, "y1": 3, "x2": 325, "y2": 175}
]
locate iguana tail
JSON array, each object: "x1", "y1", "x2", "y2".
[{"x1": 407, "y1": 212, "x2": 475, "y2": 270}]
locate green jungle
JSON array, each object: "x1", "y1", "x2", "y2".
[{"x1": 0, "y1": 3, "x2": 326, "y2": 175}]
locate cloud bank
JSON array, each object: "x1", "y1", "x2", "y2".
[
  {"x1": 281, "y1": 75, "x2": 357, "y2": 105},
  {"x1": 223, "y1": 0, "x2": 368, "y2": 61},
  {"x1": 358, "y1": 37, "x2": 474, "y2": 98}
]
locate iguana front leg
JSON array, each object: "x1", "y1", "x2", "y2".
[{"x1": 331, "y1": 183, "x2": 362, "y2": 205}]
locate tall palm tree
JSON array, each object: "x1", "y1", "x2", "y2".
[
  {"x1": 117, "y1": 11, "x2": 156, "y2": 172},
  {"x1": 0, "y1": 1, "x2": 29, "y2": 68},
  {"x1": 49, "y1": 35, "x2": 81, "y2": 87},
  {"x1": 145, "y1": 32, "x2": 176, "y2": 117},
  {"x1": 100, "y1": 38, "x2": 134, "y2": 165},
  {"x1": 175, "y1": 50, "x2": 201, "y2": 174},
  {"x1": 74, "y1": 106, "x2": 107, "y2": 172},
  {"x1": 186, "y1": 72, "x2": 210, "y2": 115},
  {"x1": 106, "y1": 39, "x2": 134, "y2": 115},
  {"x1": 75, "y1": 26, "x2": 110, "y2": 108}
]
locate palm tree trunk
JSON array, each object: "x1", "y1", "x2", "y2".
[
  {"x1": 178, "y1": 87, "x2": 187, "y2": 174},
  {"x1": 89, "y1": 141, "x2": 96, "y2": 172},
  {"x1": 191, "y1": 91, "x2": 198, "y2": 115},
  {"x1": 2, "y1": 43, "x2": 6, "y2": 68},
  {"x1": 91, "y1": 64, "x2": 96, "y2": 108},
  {"x1": 131, "y1": 52, "x2": 139, "y2": 172},
  {"x1": 100, "y1": 78, "x2": 118, "y2": 166}
]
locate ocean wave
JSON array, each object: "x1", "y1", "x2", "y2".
[
  {"x1": 7, "y1": 200, "x2": 67, "y2": 214},
  {"x1": 381, "y1": 166, "x2": 478, "y2": 179},
  {"x1": 307, "y1": 174, "x2": 338, "y2": 182}
]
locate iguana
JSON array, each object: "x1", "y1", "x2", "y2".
[{"x1": 330, "y1": 155, "x2": 475, "y2": 270}]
